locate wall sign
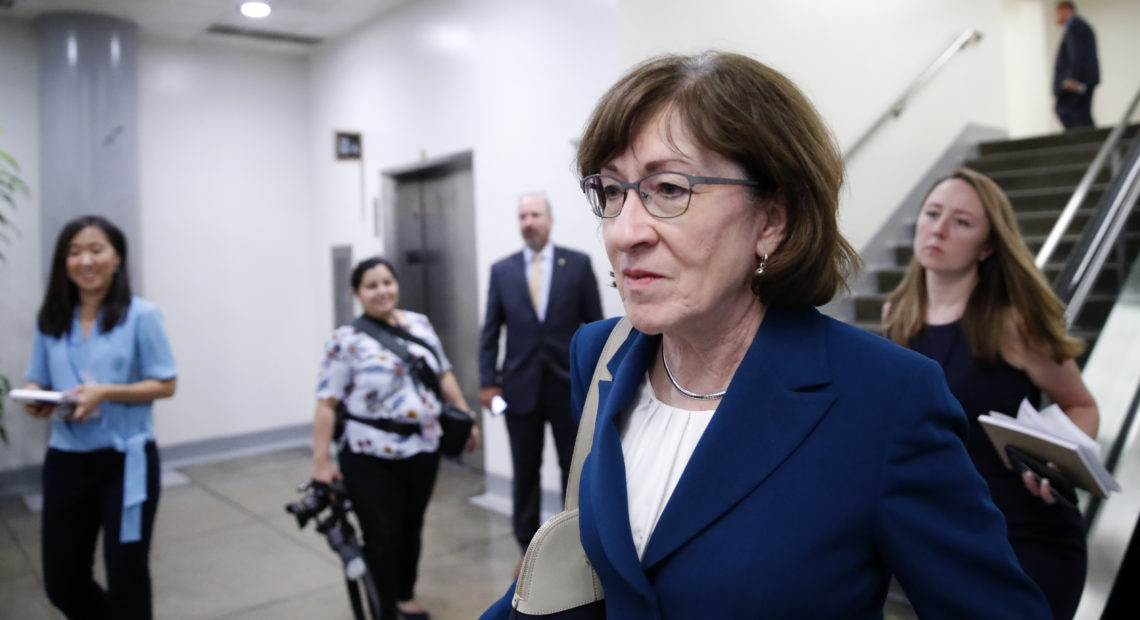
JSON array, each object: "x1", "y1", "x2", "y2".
[{"x1": 335, "y1": 131, "x2": 362, "y2": 160}]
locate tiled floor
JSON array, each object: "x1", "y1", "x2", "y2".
[
  {"x1": 1, "y1": 447, "x2": 918, "y2": 619},
  {"x1": 0, "y1": 447, "x2": 520, "y2": 619}
]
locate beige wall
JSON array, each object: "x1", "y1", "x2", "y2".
[
  {"x1": 1081, "y1": 0, "x2": 1140, "y2": 126},
  {"x1": 1003, "y1": 0, "x2": 1140, "y2": 137}
]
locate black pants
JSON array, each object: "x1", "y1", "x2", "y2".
[
  {"x1": 1056, "y1": 89, "x2": 1095, "y2": 129},
  {"x1": 1005, "y1": 500, "x2": 1087, "y2": 620},
  {"x1": 41, "y1": 444, "x2": 161, "y2": 620},
  {"x1": 505, "y1": 367, "x2": 576, "y2": 551},
  {"x1": 339, "y1": 449, "x2": 440, "y2": 619}
]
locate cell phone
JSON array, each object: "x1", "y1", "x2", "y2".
[{"x1": 1005, "y1": 445, "x2": 1078, "y2": 508}]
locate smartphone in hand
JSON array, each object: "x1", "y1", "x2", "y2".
[{"x1": 1006, "y1": 445, "x2": 1078, "y2": 508}]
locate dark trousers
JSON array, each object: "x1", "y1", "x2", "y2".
[
  {"x1": 1008, "y1": 506, "x2": 1087, "y2": 620},
  {"x1": 1056, "y1": 89, "x2": 1095, "y2": 129},
  {"x1": 41, "y1": 444, "x2": 161, "y2": 620},
  {"x1": 505, "y1": 367, "x2": 576, "y2": 551},
  {"x1": 339, "y1": 449, "x2": 440, "y2": 619}
]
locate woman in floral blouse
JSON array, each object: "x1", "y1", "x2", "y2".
[{"x1": 311, "y1": 256, "x2": 478, "y2": 620}]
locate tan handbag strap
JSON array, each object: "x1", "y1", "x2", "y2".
[{"x1": 565, "y1": 317, "x2": 633, "y2": 511}]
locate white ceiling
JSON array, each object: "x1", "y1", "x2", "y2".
[{"x1": 0, "y1": 0, "x2": 410, "y2": 53}]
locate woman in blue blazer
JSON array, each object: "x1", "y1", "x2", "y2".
[{"x1": 484, "y1": 51, "x2": 1049, "y2": 618}]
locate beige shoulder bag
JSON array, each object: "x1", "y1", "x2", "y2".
[{"x1": 511, "y1": 317, "x2": 633, "y2": 618}]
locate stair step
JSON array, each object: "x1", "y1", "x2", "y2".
[
  {"x1": 896, "y1": 204, "x2": 1122, "y2": 238},
  {"x1": 892, "y1": 244, "x2": 913, "y2": 264},
  {"x1": 894, "y1": 186, "x2": 1107, "y2": 217},
  {"x1": 872, "y1": 262, "x2": 1126, "y2": 296},
  {"x1": 1024, "y1": 232, "x2": 1082, "y2": 254},
  {"x1": 853, "y1": 294, "x2": 888, "y2": 323},
  {"x1": 889, "y1": 233, "x2": 1139, "y2": 270},
  {"x1": 987, "y1": 164, "x2": 1112, "y2": 192},
  {"x1": 1072, "y1": 294, "x2": 1116, "y2": 327},
  {"x1": 1016, "y1": 208, "x2": 1097, "y2": 235},
  {"x1": 966, "y1": 142, "x2": 1101, "y2": 175},
  {"x1": 1004, "y1": 185, "x2": 1109, "y2": 212},
  {"x1": 852, "y1": 126, "x2": 1140, "y2": 362},
  {"x1": 977, "y1": 125, "x2": 1139, "y2": 156}
]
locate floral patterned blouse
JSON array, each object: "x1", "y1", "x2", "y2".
[{"x1": 316, "y1": 310, "x2": 450, "y2": 459}]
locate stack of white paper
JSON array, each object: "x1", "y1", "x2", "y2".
[{"x1": 979, "y1": 398, "x2": 1121, "y2": 498}]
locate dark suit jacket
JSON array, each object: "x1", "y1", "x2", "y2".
[
  {"x1": 483, "y1": 307, "x2": 1049, "y2": 619},
  {"x1": 1054, "y1": 14, "x2": 1099, "y2": 96},
  {"x1": 479, "y1": 245, "x2": 603, "y2": 414}
]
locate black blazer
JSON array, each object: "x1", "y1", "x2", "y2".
[
  {"x1": 479, "y1": 245, "x2": 603, "y2": 413},
  {"x1": 1054, "y1": 15, "x2": 1099, "y2": 96}
]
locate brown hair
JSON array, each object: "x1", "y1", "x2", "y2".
[
  {"x1": 576, "y1": 51, "x2": 859, "y2": 308},
  {"x1": 883, "y1": 168, "x2": 1083, "y2": 363}
]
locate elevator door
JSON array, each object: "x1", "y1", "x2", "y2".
[{"x1": 390, "y1": 159, "x2": 479, "y2": 403}]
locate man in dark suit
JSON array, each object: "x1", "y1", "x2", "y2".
[
  {"x1": 1053, "y1": 1, "x2": 1099, "y2": 129},
  {"x1": 479, "y1": 193, "x2": 603, "y2": 553}
]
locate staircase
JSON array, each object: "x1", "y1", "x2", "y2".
[{"x1": 852, "y1": 126, "x2": 1140, "y2": 365}]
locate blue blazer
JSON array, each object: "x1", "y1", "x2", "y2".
[
  {"x1": 483, "y1": 307, "x2": 1049, "y2": 618},
  {"x1": 479, "y1": 245, "x2": 603, "y2": 413}
]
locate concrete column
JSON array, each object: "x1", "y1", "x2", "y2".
[{"x1": 36, "y1": 13, "x2": 140, "y2": 287}]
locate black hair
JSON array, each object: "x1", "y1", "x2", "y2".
[
  {"x1": 38, "y1": 215, "x2": 132, "y2": 338},
  {"x1": 350, "y1": 256, "x2": 399, "y2": 291}
]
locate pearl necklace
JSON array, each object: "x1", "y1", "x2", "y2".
[{"x1": 661, "y1": 347, "x2": 726, "y2": 400}]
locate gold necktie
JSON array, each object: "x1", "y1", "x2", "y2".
[{"x1": 529, "y1": 253, "x2": 543, "y2": 311}]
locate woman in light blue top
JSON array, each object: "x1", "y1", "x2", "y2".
[{"x1": 22, "y1": 215, "x2": 177, "y2": 620}]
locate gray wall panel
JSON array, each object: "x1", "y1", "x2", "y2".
[{"x1": 36, "y1": 13, "x2": 140, "y2": 287}]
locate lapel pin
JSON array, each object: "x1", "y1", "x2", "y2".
[{"x1": 557, "y1": 257, "x2": 566, "y2": 266}]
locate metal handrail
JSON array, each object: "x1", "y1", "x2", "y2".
[
  {"x1": 1063, "y1": 142, "x2": 1140, "y2": 326},
  {"x1": 1036, "y1": 85, "x2": 1140, "y2": 269},
  {"x1": 844, "y1": 28, "x2": 983, "y2": 161}
]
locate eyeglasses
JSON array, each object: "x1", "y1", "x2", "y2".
[{"x1": 580, "y1": 171, "x2": 760, "y2": 219}]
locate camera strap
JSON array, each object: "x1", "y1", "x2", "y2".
[{"x1": 351, "y1": 315, "x2": 444, "y2": 399}]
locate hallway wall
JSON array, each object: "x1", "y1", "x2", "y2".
[
  {"x1": 0, "y1": 29, "x2": 316, "y2": 473},
  {"x1": 1004, "y1": 0, "x2": 1140, "y2": 138},
  {"x1": 616, "y1": 0, "x2": 1009, "y2": 269},
  {"x1": 1080, "y1": 0, "x2": 1140, "y2": 128},
  {"x1": 0, "y1": 21, "x2": 48, "y2": 472},
  {"x1": 304, "y1": 0, "x2": 1012, "y2": 499},
  {"x1": 306, "y1": 0, "x2": 625, "y2": 495},
  {"x1": 138, "y1": 40, "x2": 317, "y2": 444},
  {"x1": 4, "y1": 0, "x2": 1131, "y2": 480}
]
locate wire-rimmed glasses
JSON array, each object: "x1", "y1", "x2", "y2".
[{"x1": 580, "y1": 171, "x2": 760, "y2": 219}]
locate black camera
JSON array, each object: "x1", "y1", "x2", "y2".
[
  {"x1": 285, "y1": 480, "x2": 381, "y2": 617},
  {"x1": 285, "y1": 480, "x2": 372, "y2": 578},
  {"x1": 285, "y1": 480, "x2": 340, "y2": 528}
]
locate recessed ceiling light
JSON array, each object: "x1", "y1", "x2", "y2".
[{"x1": 240, "y1": 2, "x2": 271, "y2": 18}]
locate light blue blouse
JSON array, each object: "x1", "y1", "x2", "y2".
[{"x1": 25, "y1": 296, "x2": 178, "y2": 542}]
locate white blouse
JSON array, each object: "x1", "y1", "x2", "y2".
[{"x1": 619, "y1": 376, "x2": 716, "y2": 560}]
